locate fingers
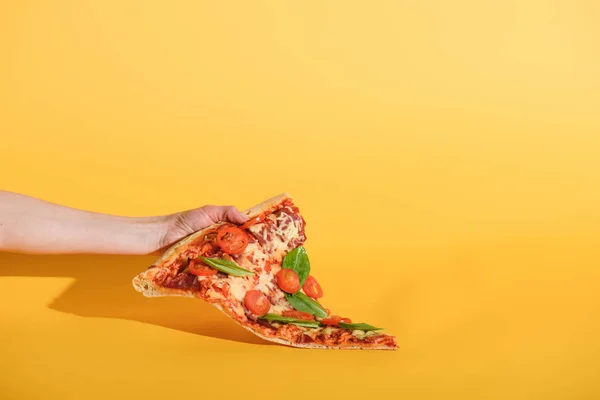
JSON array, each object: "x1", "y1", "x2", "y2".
[
  {"x1": 222, "y1": 206, "x2": 250, "y2": 224},
  {"x1": 203, "y1": 205, "x2": 249, "y2": 225}
]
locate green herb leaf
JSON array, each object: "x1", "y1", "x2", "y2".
[
  {"x1": 199, "y1": 257, "x2": 255, "y2": 277},
  {"x1": 285, "y1": 292, "x2": 328, "y2": 318},
  {"x1": 282, "y1": 246, "x2": 310, "y2": 286},
  {"x1": 260, "y1": 313, "x2": 320, "y2": 328},
  {"x1": 338, "y1": 322, "x2": 383, "y2": 331}
]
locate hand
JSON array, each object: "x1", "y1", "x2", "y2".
[
  {"x1": 0, "y1": 190, "x2": 250, "y2": 255},
  {"x1": 158, "y1": 205, "x2": 249, "y2": 251}
]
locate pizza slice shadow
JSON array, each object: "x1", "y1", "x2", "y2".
[{"x1": 0, "y1": 252, "x2": 270, "y2": 346}]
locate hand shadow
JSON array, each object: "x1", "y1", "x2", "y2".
[{"x1": 0, "y1": 252, "x2": 269, "y2": 346}]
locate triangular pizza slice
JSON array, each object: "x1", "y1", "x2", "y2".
[{"x1": 132, "y1": 193, "x2": 397, "y2": 350}]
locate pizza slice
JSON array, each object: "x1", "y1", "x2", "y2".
[{"x1": 132, "y1": 193, "x2": 397, "y2": 350}]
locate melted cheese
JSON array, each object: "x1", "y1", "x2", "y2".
[
  {"x1": 352, "y1": 330, "x2": 366, "y2": 339},
  {"x1": 231, "y1": 303, "x2": 246, "y2": 318},
  {"x1": 249, "y1": 211, "x2": 302, "y2": 261},
  {"x1": 351, "y1": 330, "x2": 378, "y2": 339},
  {"x1": 254, "y1": 271, "x2": 290, "y2": 314},
  {"x1": 248, "y1": 244, "x2": 266, "y2": 265},
  {"x1": 207, "y1": 289, "x2": 225, "y2": 301},
  {"x1": 255, "y1": 272, "x2": 273, "y2": 294},
  {"x1": 303, "y1": 327, "x2": 323, "y2": 336},
  {"x1": 322, "y1": 327, "x2": 335, "y2": 335},
  {"x1": 234, "y1": 242, "x2": 266, "y2": 272},
  {"x1": 270, "y1": 301, "x2": 290, "y2": 315},
  {"x1": 228, "y1": 276, "x2": 252, "y2": 301}
]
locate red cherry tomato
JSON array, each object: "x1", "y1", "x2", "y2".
[
  {"x1": 276, "y1": 269, "x2": 300, "y2": 294},
  {"x1": 244, "y1": 290, "x2": 271, "y2": 316},
  {"x1": 240, "y1": 214, "x2": 266, "y2": 230},
  {"x1": 188, "y1": 259, "x2": 218, "y2": 276},
  {"x1": 321, "y1": 316, "x2": 342, "y2": 326},
  {"x1": 321, "y1": 316, "x2": 352, "y2": 326},
  {"x1": 282, "y1": 310, "x2": 315, "y2": 320},
  {"x1": 302, "y1": 275, "x2": 323, "y2": 299},
  {"x1": 216, "y1": 226, "x2": 248, "y2": 254}
]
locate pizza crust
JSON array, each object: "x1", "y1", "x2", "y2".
[{"x1": 132, "y1": 193, "x2": 397, "y2": 350}]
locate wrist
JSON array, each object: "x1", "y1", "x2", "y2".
[{"x1": 129, "y1": 216, "x2": 171, "y2": 255}]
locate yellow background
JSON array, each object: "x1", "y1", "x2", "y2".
[{"x1": 1, "y1": 1, "x2": 599, "y2": 399}]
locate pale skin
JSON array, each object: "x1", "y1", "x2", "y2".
[{"x1": 0, "y1": 190, "x2": 249, "y2": 255}]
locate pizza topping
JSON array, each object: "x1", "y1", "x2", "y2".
[
  {"x1": 200, "y1": 256, "x2": 255, "y2": 276},
  {"x1": 281, "y1": 246, "x2": 310, "y2": 286},
  {"x1": 244, "y1": 290, "x2": 271, "y2": 316},
  {"x1": 161, "y1": 272, "x2": 198, "y2": 290},
  {"x1": 254, "y1": 270, "x2": 274, "y2": 291},
  {"x1": 188, "y1": 259, "x2": 218, "y2": 276},
  {"x1": 243, "y1": 242, "x2": 267, "y2": 267},
  {"x1": 352, "y1": 330, "x2": 367, "y2": 339},
  {"x1": 249, "y1": 207, "x2": 306, "y2": 261},
  {"x1": 321, "y1": 316, "x2": 343, "y2": 326},
  {"x1": 275, "y1": 268, "x2": 300, "y2": 294},
  {"x1": 226, "y1": 276, "x2": 254, "y2": 301},
  {"x1": 320, "y1": 316, "x2": 352, "y2": 327},
  {"x1": 216, "y1": 226, "x2": 249, "y2": 255},
  {"x1": 338, "y1": 322, "x2": 383, "y2": 331},
  {"x1": 285, "y1": 292, "x2": 329, "y2": 318},
  {"x1": 269, "y1": 301, "x2": 291, "y2": 315},
  {"x1": 240, "y1": 213, "x2": 266, "y2": 230},
  {"x1": 260, "y1": 313, "x2": 320, "y2": 328},
  {"x1": 282, "y1": 310, "x2": 315, "y2": 321},
  {"x1": 302, "y1": 275, "x2": 323, "y2": 299}
]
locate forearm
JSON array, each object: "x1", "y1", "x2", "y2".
[{"x1": 0, "y1": 191, "x2": 166, "y2": 254}]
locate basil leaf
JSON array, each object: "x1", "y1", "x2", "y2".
[
  {"x1": 199, "y1": 257, "x2": 255, "y2": 277},
  {"x1": 282, "y1": 246, "x2": 310, "y2": 286},
  {"x1": 285, "y1": 292, "x2": 328, "y2": 318},
  {"x1": 338, "y1": 322, "x2": 383, "y2": 331},
  {"x1": 260, "y1": 313, "x2": 320, "y2": 328}
]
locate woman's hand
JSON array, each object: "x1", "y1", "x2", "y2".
[{"x1": 0, "y1": 190, "x2": 248, "y2": 255}]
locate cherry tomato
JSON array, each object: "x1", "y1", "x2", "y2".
[
  {"x1": 188, "y1": 259, "x2": 218, "y2": 276},
  {"x1": 240, "y1": 214, "x2": 266, "y2": 230},
  {"x1": 276, "y1": 268, "x2": 300, "y2": 294},
  {"x1": 216, "y1": 226, "x2": 248, "y2": 254},
  {"x1": 321, "y1": 316, "x2": 342, "y2": 326},
  {"x1": 244, "y1": 290, "x2": 271, "y2": 316},
  {"x1": 321, "y1": 316, "x2": 352, "y2": 326},
  {"x1": 302, "y1": 275, "x2": 323, "y2": 299},
  {"x1": 282, "y1": 310, "x2": 315, "y2": 320}
]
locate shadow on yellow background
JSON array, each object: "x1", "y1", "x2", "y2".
[{"x1": 0, "y1": 252, "x2": 268, "y2": 345}]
